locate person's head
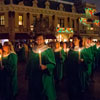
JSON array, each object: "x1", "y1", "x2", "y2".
[
  {"x1": 3, "y1": 42, "x2": 14, "y2": 53},
  {"x1": 35, "y1": 34, "x2": 45, "y2": 46},
  {"x1": 3, "y1": 42, "x2": 10, "y2": 53},
  {"x1": 63, "y1": 42, "x2": 67, "y2": 49},
  {"x1": 73, "y1": 35, "x2": 82, "y2": 47},
  {"x1": 55, "y1": 42, "x2": 60, "y2": 49},
  {"x1": 87, "y1": 37, "x2": 92, "y2": 44}
]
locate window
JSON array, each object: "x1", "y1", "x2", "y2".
[
  {"x1": 58, "y1": 18, "x2": 64, "y2": 27},
  {"x1": 33, "y1": 16, "x2": 37, "y2": 25},
  {"x1": 19, "y1": 15, "x2": 23, "y2": 25},
  {"x1": 0, "y1": 15, "x2": 5, "y2": 25}
]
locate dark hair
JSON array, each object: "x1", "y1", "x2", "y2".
[
  {"x1": 73, "y1": 35, "x2": 83, "y2": 47},
  {"x1": 0, "y1": 43, "x2": 2, "y2": 49},
  {"x1": 34, "y1": 34, "x2": 45, "y2": 40},
  {"x1": 88, "y1": 37, "x2": 92, "y2": 40}
]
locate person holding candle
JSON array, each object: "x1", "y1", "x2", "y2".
[
  {"x1": 1, "y1": 42, "x2": 18, "y2": 100},
  {"x1": 26, "y1": 34, "x2": 56, "y2": 100},
  {"x1": 54, "y1": 42, "x2": 66, "y2": 85},
  {"x1": 66, "y1": 35, "x2": 88, "y2": 100}
]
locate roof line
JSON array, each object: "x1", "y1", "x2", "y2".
[{"x1": 50, "y1": 0, "x2": 74, "y2": 5}]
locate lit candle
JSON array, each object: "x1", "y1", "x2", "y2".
[
  {"x1": 39, "y1": 50, "x2": 42, "y2": 65},
  {"x1": 67, "y1": 48, "x2": 69, "y2": 56},
  {"x1": 0, "y1": 54, "x2": 2, "y2": 66},
  {"x1": 79, "y1": 48, "x2": 81, "y2": 60}
]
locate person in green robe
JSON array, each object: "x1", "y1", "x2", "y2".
[
  {"x1": 62, "y1": 42, "x2": 70, "y2": 78},
  {"x1": 92, "y1": 40, "x2": 100, "y2": 70},
  {"x1": 18, "y1": 43, "x2": 26, "y2": 62},
  {"x1": 66, "y1": 35, "x2": 88, "y2": 100},
  {"x1": 54, "y1": 42, "x2": 66, "y2": 84},
  {"x1": 26, "y1": 34, "x2": 56, "y2": 100},
  {"x1": 1, "y1": 42, "x2": 18, "y2": 100},
  {"x1": 86, "y1": 37, "x2": 96, "y2": 82}
]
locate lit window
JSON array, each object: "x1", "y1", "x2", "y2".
[
  {"x1": 0, "y1": 15, "x2": 5, "y2": 25},
  {"x1": 30, "y1": 25, "x2": 34, "y2": 31},
  {"x1": 19, "y1": 15, "x2": 23, "y2": 25}
]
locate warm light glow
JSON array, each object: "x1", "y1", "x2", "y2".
[
  {"x1": 45, "y1": 39, "x2": 48, "y2": 44},
  {"x1": 39, "y1": 50, "x2": 41, "y2": 54},
  {"x1": 67, "y1": 48, "x2": 69, "y2": 52},
  {"x1": 79, "y1": 48, "x2": 81, "y2": 52},
  {"x1": 57, "y1": 24, "x2": 60, "y2": 28},
  {"x1": 64, "y1": 39, "x2": 67, "y2": 42},
  {"x1": 0, "y1": 15, "x2": 5, "y2": 25},
  {"x1": 30, "y1": 25, "x2": 34, "y2": 31},
  {"x1": 19, "y1": 15, "x2": 23, "y2": 25},
  {"x1": 70, "y1": 39, "x2": 73, "y2": 42}
]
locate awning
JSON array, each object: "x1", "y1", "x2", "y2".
[
  {"x1": 15, "y1": 33, "x2": 31, "y2": 39},
  {"x1": 0, "y1": 33, "x2": 9, "y2": 39}
]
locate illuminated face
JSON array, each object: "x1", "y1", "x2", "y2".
[
  {"x1": 0, "y1": 49, "x2": 2, "y2": 54},
  {"x1": 63, "y1": 43, "x2": 66, "y2": 48},
  {"x1": 36, "y1": 36, "x2": 44, "y2": 46},
  {"x1": 3, "y1": 45, "x2": 10, "y2": 53},
  {"x1": 73, "y1": 37, "x2": 80, "y2": 46},
  {"x1": 56, "y1": 42, "x2": 60, "y2": 49}
]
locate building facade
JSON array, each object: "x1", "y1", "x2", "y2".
[{"x1": 0, "y1": 0, "x2": 99, "y2": 41}]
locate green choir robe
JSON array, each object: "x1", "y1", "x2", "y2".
[
  {"x1": 92, "y1": 45, "x2": 100, "y2": 69},
  {"x1": 2, "y1": 52, "x2": 18, "y2": 98},
  {"x1": 80, "y1": 48, "x2": 93, "y2": 90},
  {"x1": 26, "y1": 45, "x2": 56, "y2": 100},
  {"x1": 66, "y1": 46, "x2": 92, "y2": 97},
  {"x1": 66, "y1": 48, "x2": 82, "y2": 99},
  {"x1": 54, "y1": 48, "x2": 66, "y2": 81},
  {"x1": 18, "y1": 47, "x2": 26, "y2": 62}
]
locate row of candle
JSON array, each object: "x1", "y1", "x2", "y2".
[{"x1": 38, "y1": 48, "x2": 81, "y2": 66}]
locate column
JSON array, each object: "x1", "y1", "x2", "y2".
[
  {"x1": 15, "y1": 12, "x2": 19, "y2": 28},
  {"x1": 5, "y1": 12, "x2": 9, "y2": 28},
  {"x1": 69, "y1": 17, "x2": 72, "y2": 28},
  {"x1": 49, "y1": 15, "x2": 52, "y2": 26},
  {"x1": 74, "y1": 19, "x2": 77, "y2": 31},
  {"x1": 64, "y1": 17, "x2": 67, "y2": 27},
  {"x1": 54, "y1": 15, "x2": 58, "y2": 28},
  {"x1": 23, "y1": 13, "x2": 27, "y2": 28}
]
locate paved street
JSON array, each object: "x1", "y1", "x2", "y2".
[{"x1": 16, "y1": 62, "x2": 100, "y2": 100}]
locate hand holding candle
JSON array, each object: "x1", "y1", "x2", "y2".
[
  {"x1": 39, "y1": 50, "x2": 42, "y2": 66},
  {"x1": 79, "y1": 48, "x2": 81, "y2": 60}
]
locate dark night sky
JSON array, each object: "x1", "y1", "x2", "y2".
[{"x1": 86, "y1": 0, "x2": 100, "y2": 12}]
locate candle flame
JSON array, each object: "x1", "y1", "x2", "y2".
[
  {"x1": 67, "y1": 48, "x2": 69, "y2": 52},
  {"x1": 39, "y1": 50, "x2": 41, "y2": 54},
  {"x1": 79, "y1": 48, "x2": 81, "y2": 52}
]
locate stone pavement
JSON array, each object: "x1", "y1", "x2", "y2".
[{"x1": 16, "y1": 62, "x2": 100, "y2": 100}]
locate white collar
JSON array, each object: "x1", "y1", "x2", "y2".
[{"x1": 32, "y1": 45, "x2": 49, "y2": 53}]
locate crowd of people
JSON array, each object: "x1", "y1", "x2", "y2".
[{"x1": 0, "y1": 34, "x2": 100, "y2": 100}]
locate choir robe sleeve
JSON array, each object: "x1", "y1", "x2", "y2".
[
  {"x1": 42, "y1": 48, "x2": 56, "y2": 100},
  {"x1": 81, "y1": 49, "x2": 93, "y2": 71},
  {"x1": 61, "y1": 49, "x2": 66, "y2": 63},
  {"x1": 44, "y1": 48, "x2": 56, "y2": 75}
]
